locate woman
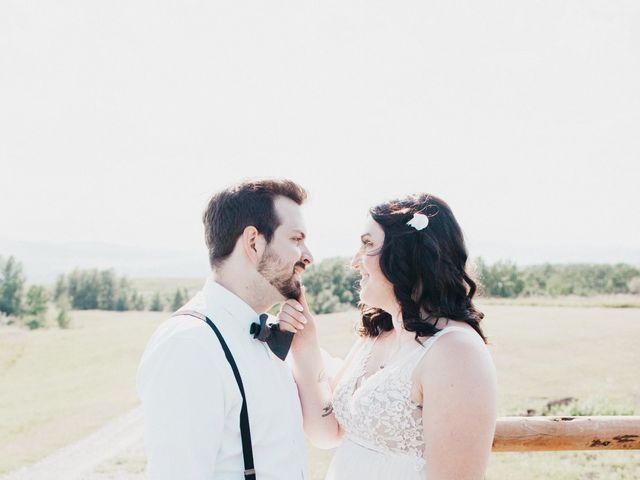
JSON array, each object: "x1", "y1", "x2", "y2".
[{"x1": 279, "y1": 193, "x2": 497, "y2": 480}]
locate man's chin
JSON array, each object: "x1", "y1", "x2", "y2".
[
  {"x1": 257, "y1": 267, "x2": 302, "y2": 301},
  {"x1": 279, "y1": 281, "x2": 302, "y2": 300}
]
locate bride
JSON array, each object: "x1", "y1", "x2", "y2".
[{"x1": 278, "y1": 193, "x2": 497, "y2": 479}]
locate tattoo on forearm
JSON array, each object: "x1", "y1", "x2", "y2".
[{"x1": 321, "y1": 401, "x2": 334, "y2": 418}]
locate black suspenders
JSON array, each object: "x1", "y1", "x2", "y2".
[{"x1": 173, "y1": 310, "x2": 256, "y2": 480}]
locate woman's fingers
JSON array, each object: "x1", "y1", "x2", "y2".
[
  {"x1": 277, "y1": 296, "x2": 316, "y2": 336},
  {"x1": 285, "y1": 298, "x2": 304, "y2": 313},
  {"x1": 278, "y1": 305, "x2": 307, "y2": 331},
  {"x1": 278, "y1": 314, "x2": 298, "y2": 333},
  {"x1": 282, "y1": 301, "x2": 307, "y2": 325},
  {"x1": 297, "y1": 287, "x2": 313, "y2": 321}
]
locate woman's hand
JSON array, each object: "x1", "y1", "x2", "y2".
[
  {"x1": 277, "y1": 287, "x2": 317, "y2": 351},
  {"x1": 277, "y1": 298, "x2": 307, "y2": 333}
]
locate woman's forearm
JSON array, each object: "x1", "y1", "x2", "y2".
[{"x1": 290, "y1": 337, "x2": 344, "y2": 449}]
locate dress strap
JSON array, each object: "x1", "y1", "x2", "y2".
[
  {"x1": 406, "y1": 326, "x2": 479, "y2": 370},
  {"x1": 433, "y1": 325, "x2": 478, "y2": 338}
]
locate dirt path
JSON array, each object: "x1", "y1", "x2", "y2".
[{"x1": 0, "y1": 407, "x2": 146, "y2": 480}]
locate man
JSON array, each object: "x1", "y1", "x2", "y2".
[{"x1": 137, "y1": 179, "x2": 314, "y2": 479}]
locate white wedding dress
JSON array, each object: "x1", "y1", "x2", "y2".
[{"x1": 326, "y1": 326, "x2": 474, "y2": 480}]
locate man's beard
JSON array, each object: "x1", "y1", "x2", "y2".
[{"x1": 257, "y1": 248, "x2": 305, "y2": 300}]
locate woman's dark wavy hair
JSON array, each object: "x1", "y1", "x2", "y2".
[{"x1": 359, "y1": 193, "x2": 487, "y2": 343}]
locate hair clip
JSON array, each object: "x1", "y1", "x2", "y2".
[{"x1": 406, "y1": 212, "x2": 429, "y2": 231}]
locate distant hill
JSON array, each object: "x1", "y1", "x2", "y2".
[
  {"x1": 0, "y1": 240, "x2": 209, "y2": 283},
  {"x1": 1, "y1": 238, "x2": 638, "y2": 284},
  {"x1": 467, "y1": 240, "x2": 640, "y2": 266}
]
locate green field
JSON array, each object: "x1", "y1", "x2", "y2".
[
  {"x1": 0, "y1": 310, "x2": 159, "y2": 473},
  {"x1": 1, "y1": 303, "x2": 639, "y2": 478},
  {"x1": 129, "y1": 277, "x2": 204, "y2": 299},
  {"x1": 480, "y1": 294, "x2": 640, "y2": 309}
]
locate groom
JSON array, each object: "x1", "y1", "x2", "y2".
[{"x1": 137, "y1": 179, "x2": 313, "y2": 479}]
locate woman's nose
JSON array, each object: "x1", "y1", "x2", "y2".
[{"x1": 350, "y1": 251, "x2": 361, "y2": 270}]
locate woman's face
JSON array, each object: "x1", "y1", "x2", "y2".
[{"x1": 351, "y1": 216, "x2": 397, "y2": 312}]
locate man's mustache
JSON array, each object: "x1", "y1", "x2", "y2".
[{"x1": 293, "y1": 262, "x2": 306, "y2": 272}]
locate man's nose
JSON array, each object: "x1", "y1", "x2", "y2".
[{"x1": 301, "y1": 247, "x2": 314, "y2": 266}]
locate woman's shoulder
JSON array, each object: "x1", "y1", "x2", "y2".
[
  {"x1": 415, "y1": 320, "x2": 493, "y2": 377},
  {"x1": 409, "y1": 320, "x2": 496, "y2": 413},
  {"x1": 431, "y1": 319, "x2": 484, "y2": 345}
]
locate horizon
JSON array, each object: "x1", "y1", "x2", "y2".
[{"x1": 2, "y1": 237, "x2": 638, "y2": 284}]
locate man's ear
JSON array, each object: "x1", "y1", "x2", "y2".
[{"x1": 241, "y1": 226, "x2": 266, "y2": 264}]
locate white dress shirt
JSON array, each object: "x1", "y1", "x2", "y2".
[{"x1": 137, "y1": 277, "x2": 309, "y2": 480}]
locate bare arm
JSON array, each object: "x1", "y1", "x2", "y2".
[
  {"x1": 419, "y1": 331, "x2": 497, "y2": 480},
  {"x1": 278, "y1": 293, "x2": 360, "y2": 449}
]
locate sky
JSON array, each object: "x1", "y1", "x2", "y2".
[{"x1": 1, "y1": 1, "x2": 639, "y2": 280}]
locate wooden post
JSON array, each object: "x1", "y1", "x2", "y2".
[{"x1": 492, "y1": 416, "x2": 640, "y2": 451}]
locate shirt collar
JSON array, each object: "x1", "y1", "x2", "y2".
[{"x1": 202, "y1": 276, "x2": 262, "y2": 335}]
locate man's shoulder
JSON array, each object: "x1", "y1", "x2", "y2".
[
  {"x1": 137, "y1": 307, "x2": 232, "y2": 393},
  {"x1": 149, "y1": 291, "x2": 209, "y2": 338},
  {"x1": 151, "y1": 313, "x2": 210, "y2": 345},
  {"x1": 141, "y1": 292, "x2": 216, "y2": 356}
]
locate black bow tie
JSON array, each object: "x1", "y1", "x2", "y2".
[{"x1": 249, "y1": 313, "x2": 294, "y2": 361}]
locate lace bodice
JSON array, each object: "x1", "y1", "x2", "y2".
[{"x1": 332, "y1": 326, "x2": 473, "y2": 468}]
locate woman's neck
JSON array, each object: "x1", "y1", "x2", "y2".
[{"x1": 388, "y1": 310, "x2": 415, "y2": 348}]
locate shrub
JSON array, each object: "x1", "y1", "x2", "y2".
[
  {"x1": 171, "y1": 288, "x2": 189, "y2": 312},
  {"x1": 56, "y1": 292, "x2": 72, "y2": 329},
  {"x1": 0, "y1": 256, "x2": 25, "y2": 316},
  {"x1": 149, "y1": 292, "x2": 164, "y2": 312},
  {"x1": 304, "y1": 257, "x2": 359, "y2": 314},
  {"x1": 24, "y1": 285, "x2": 49, "y2": 329}
]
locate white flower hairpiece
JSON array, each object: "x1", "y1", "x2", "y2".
[{"x1": 406, "y1": 212, "x2": 429, "y2": 231}]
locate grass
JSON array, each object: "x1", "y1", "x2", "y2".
[
  {"x1": 0, "y1": 311, "x2": 163, "y2": 473},
  {"x1": 478, "y1": 293, "x2": 640, "y2": 309},
  {"x1": 0, "y1": 303, "x2": 639, "y2": 478},
  {"x1": 129, "y1": 277, "x2": 203, "y2": 299}
]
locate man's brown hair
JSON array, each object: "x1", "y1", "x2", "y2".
[{"x1": 203, "y1": 178, "x2": 307, "y2": 268}]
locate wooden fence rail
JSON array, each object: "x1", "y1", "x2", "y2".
[{"x1": 493, "y1": 416, "x2": 640, "y2": 451}]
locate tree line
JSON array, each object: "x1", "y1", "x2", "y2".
[
  {"x1": 2, "y1": 255, "x2": 639, "y2": 328},
  {"x1": 0, "y1": 256, "x2": 60, "y2": 329},
  {"x1": 0, "y1": 256, "x2": 190, "y2": 329},
  {"x1": 55, "y1": 269, "x2": 190, "y2": 314},
  {"x1": 474, "y1": 259, "x2": 640, "y2": 298},
  {"x1": 301, "y1": 257, "x2": 640, "y2": 312}
]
